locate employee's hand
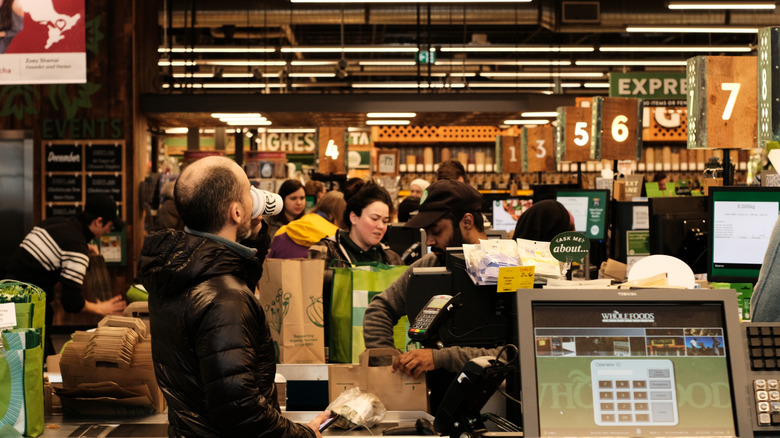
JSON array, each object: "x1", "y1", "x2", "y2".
[
  {"x1": 306, "y1": 409, "x2": 332, "y2": 438},
  {"x1": 393, "y1": 349, "x2": 434, "y2": 378},
  {"x1": 85, "y1": 295, "x2": 127, "y2": 316}
]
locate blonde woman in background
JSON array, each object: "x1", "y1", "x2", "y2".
[{"x1": 268, "y1": 190, "x2": 346, "y2": 259}]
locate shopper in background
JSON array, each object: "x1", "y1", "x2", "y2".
[
  {"x1": 266, "y1": 179, "x2": 307, "y2": 238},
  {"x1": 156, "y1": 180, "x2": 185, "y2": 230},
  {"x1": 408, "y1": 178, "x2": 430, "y2": 198},
  {"x1": 5, "y1": 194, "x2": 127, "y2": 357},
  {"x1": 268, "y1": 191, "x2": 346, "y2": 259},
  {"x1": 137, "y1": 156, "x2": 330, "y2": 437},
  {"x1": 512, "y1": 199, "x2": 575, "y2": 241},
  {"x1": 304, "y1": 180, "x2": 327, "y2": 207},
  {"x1": 436, "y1": 159, "x2": 469, "y2": 183},
  {"x1": 310, "y1": 182, "x2": 402, "y2": 267},
  {"x1": 654, "y1": 171, "x2": 668, "y2": 191},
  {"x1": 397, "y1": 196, "x2": 421, "y2": 223}
]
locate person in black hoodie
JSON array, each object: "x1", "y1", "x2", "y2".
[
  {"x1": 512, "y1": 199, "x2": 575, "y2": 241},
  {"x1": 137, "y1": 156, "x2": 330, "y2": 437}
]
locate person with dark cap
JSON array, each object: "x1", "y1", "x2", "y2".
[
  {"x1": 363, "y1": 180, "x2": 500, "y2": 407},
  {"x1": 5, "y1": 194, "x2": 127, "y2": 357},
  {"x1": 512, "y1": 199, "x2": 575, "y2": 241}
]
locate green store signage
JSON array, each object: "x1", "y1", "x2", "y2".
[
  {"x1": 42, "y1": 118, "x2": 123, "y2": 140},
  {"x1": 549, "y1": 231, "x2": 590, "y2": 263},
  {"x1": 609, "y1": 72, "x2": 687, "y2": 100}
]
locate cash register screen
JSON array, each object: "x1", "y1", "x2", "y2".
[{"x1": 516, "y1": 289, "x2": 752, "y2": 437}]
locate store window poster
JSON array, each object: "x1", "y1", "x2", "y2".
[{"x1": 0, "y1": 0, "x2": 86, "y2": 84}]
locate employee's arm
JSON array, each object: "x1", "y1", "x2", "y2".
[{"x1": 363, "y1": 272, "x2": 411, "y2": 349}]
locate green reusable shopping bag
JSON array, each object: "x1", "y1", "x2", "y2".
[
  {"x1": 329, "y1": 262, "x2": 408, "y2": 364},
  {"x1": 0, "y1": 280, "x2": 46, "y2": 438}
]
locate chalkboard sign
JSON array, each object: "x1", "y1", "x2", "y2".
[
  {"x1": 46, "y1": 204, "x2": 80, "y2": 218},
  {"x1": 45, "y1": 143, "x2": 82, "y2": 172},
  {"x1": 86, "y1": 174, "x2": 122, "y2": 198},
  {"x1": 85, "y1": 143, "x2": 122, "y2": 171},
  {"x1": 45, "y1": 174, "x2": 82, "y2": 202}
]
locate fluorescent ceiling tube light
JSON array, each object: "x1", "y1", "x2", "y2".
[
  {"x1": 626, "y1": 26, "x2": 758, "y2": 33},
  {"x1": 164, "y1": 128, "x2": 189, "y2": 134},
  {"x1": 281, "y1": 46, "x2": 418, "y2": 53},
  {"x1": 366, "y1": 120, "x2": 411, "y2": 125},
  {"x1": 225, "y1": 120, "x2": 272, "y2": 126},
  {"x1": 211, "y1": 113, "x2": 264, "y2": 118},
  {"x1": 201, "y1": 61, "x2": 288, "y2": 67},
  {"x1": 575, "y1": 60, "x2": 687, "y2": 66},
  {"x1": 584, "y1": 82, "x2": 611, "y2": 88},
  {"x1": 367, "y1": 112, "x2": 417, "y2": 118},
  {"x1": 293, "y1": 0, "x2": 529, "y2": 2},
  {"x1": 440, "y1": 46, "x2": 593, "y2": 53},
  {"x1": 267, "y1": 128, "x2": 317, "y2": 133},
  {"x1": 352, "y1": 82, "x2": 466, "y2": 89},
  {"x1": 599, "y1": 45, "x2": 751, "y2": 53},
  {"x1": 359, "y1": 60, "x2": 417, "y2": 66},
  {"x1": 159, "y1": 47, "x2": 275, "y2": 53},
  {"x1": 202, "y1": 83, "x2": 284, "y2": 89},
  {"x1": 668, "y1": 1, "x2": 776, "y2": 9},
  {"x1": 503, "y1": 119, "x2": 550, "y2": 125},
  {"x1": 468, "y1": 82, "x2": 581, "y2": 88},
  {"x1": 435, "y1": 60, "x2": 572, "y2": 66},
  {"x1": 289, "y1": 72, "x2": 337, "y2": 78},
  {"x1": 291, "y1": 61, "x2": 338, "y2": 66},
  {"x1": 480, "y1": 72, "x2": 604, "y2": 78},
  {"x1": 521, "y1": 112, "x2": 559, "y2": 117}
]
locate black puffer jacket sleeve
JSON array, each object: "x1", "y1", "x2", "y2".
[{"x1": 177, "y1": 276, "x2": 314, "y2": 437}]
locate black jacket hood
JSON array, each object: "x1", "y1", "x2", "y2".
[{"x1": 137, "y1": 229, "x2": 263, "y2": 298}]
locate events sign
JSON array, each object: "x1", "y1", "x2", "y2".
[{"x1": 0, "y1": 0, "x2": 86, "y2": 84}]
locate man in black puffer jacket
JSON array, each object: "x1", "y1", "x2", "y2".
[{"x1": 137, "y1": 156, "x2": 330, "y2": 437}]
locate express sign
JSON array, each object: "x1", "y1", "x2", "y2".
[{"x1": 609, "y1": 72, "x2": 688, "y2": 100}]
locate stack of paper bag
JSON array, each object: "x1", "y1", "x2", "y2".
[{"x1": 57, "y1": 315, "x2": 163, "y2": 415}]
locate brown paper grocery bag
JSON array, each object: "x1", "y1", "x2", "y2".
[
  {"x1": 257, "y1": 258, "x2": 326, "y2": 364},
  {"x1": 328, "y1": 348, "x2": 429, "y2": 412}
]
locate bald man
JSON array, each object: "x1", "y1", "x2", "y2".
[{"x1": 137, "y1": 157, "x2": 330, "y2": 437}]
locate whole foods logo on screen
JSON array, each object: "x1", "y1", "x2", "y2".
[
  {"x1": 601, "y1": 310, "x2": 655, "y2": 323},
  {"x1": 0, "y1": 0, "x2": 86, "y2": 84}
]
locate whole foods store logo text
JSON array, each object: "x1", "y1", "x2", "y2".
[{"x1": 602, "y1": 310, "x2": 654, "y2": 323}]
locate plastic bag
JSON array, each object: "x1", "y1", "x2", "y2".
[{"x1": 326, "y1": 387, "x2": 387, "y2": 429}]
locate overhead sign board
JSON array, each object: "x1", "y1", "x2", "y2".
[
  {"x1": 609, "y1": 72, "x2": 687, "y2": 103},
  {"x1": 759, "y1": 27, "x2": 780, "y2": 145},
  {"x1": 687, "y1": 55, "x2": 757, "y2": 149},
  {"x1": 557, "y1": 106, "x2": 592, "y2": 162},
  {"x1": 499, "y1": 135, "x2": 523, "y2": 174},
  {"x1": 523, "y1": 125, "x2": 555, "y2": 172},
  {"x1": 590, "y1": 97, "x2": 643, "y2": 161}
]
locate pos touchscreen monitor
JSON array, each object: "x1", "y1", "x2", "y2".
[
  {"x1": 516, "y1": 288, "x2": 753, "y2": 438},
  {"x1": 556, "y1": 189, "x2": 610, "y2": 240},
  {"x1": 708, "y1": 186, "x2": 780, "y2": 283}
]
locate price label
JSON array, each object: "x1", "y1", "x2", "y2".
[
  {"x1": 523, "y1": 124, "x2": 555, "y2": 172},
  {"x1": 497, "y1": 266, "x2": 535, "y2": 292},
  {"x1": 687, "y1": 55, "x2": 757, "y2": 149},
  {"x1": 318, "y1": 127, "x2": 346, "y2": 173},
  {"x1": 558, "y1": 106, "x2": 592, "y2": 162},
  {"x1": 499, "y1": 135, "x2": 522, "y2": 173},
  {"x1": 758, "y1": 27, "x2": 780, "y2": 145},
  {"x1": 590, "y1": 96, "x2": 643, "y2": 161},
  {"x1": 0, "y1": 303, "x2": 16, "y2": 329}
]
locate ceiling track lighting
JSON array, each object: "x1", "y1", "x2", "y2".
[{"x1": 667, "y1": 1, "x2": 776, "y2": 10}]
